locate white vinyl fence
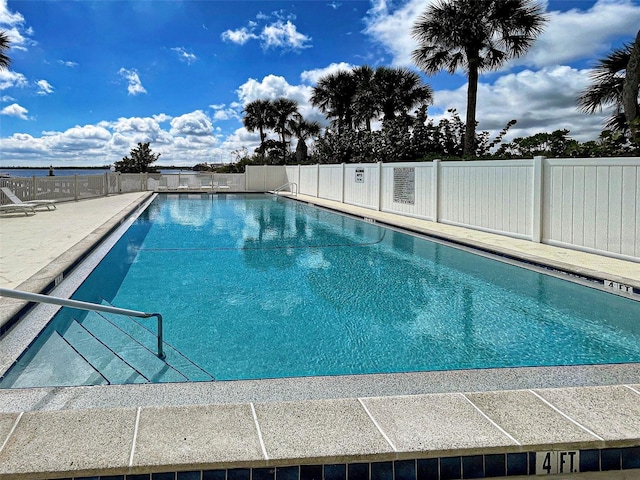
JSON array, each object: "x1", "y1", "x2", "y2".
[
  {"x1": 2, "y1": 159, "x2": 638, "y2": 261},
  {"x1": 247, "y1": 157, "x2": 640, "y2": 262}
]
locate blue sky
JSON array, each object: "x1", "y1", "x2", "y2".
[{"x1": 1, "y1": 0, "x2": 639, "y2": 167}]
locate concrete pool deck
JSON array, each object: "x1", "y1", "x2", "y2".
[{"x1": 0, "y1": 191, "x2": 639, "y2": 480}]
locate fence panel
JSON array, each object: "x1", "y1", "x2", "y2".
[
  {"x1": 299, "y1": 165, "x2": 318, "y2": 196},
  {"x1": 543, "y1": 158, "x2": 639, "y2": 260},
  {"x1": 318, "y1": 165, "x2": 343, "y2": 201},
  {"x1": 439, "y1": 160, "x2": 533, "y2": 239},
  {"x1": 343, "y1": 163, "x2": 379, "y2": 209},
  {"x1": 380, "y1": 162, "x2": 434, "y2": 219}
]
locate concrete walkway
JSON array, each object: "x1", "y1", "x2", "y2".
[
  {"x1": 0, "y1": 192, "x2": 151, "y2": 328},
  {"x1": 0, "y1": 191, "x2": 638, "y2": 480}
]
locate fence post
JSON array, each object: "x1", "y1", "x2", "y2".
[
  {"x1": 532, "y1": 156, "x2": 545, "y2": 243},
  {"x1": 74, "y1": 174, "x2": 78, "y2": 201},
  {"x1": 32, "y1": 176, "x2": 37, "y2": 201},
  {"x1": 432, "y1": 159, "x2": 440, "y2": 222},
  {"x1": 377, "y1": 161, "x2": 383, "y2": 211},
  {"x1": 341, "y1": 163, "x2": 345, "y2": 204},
  {"x1": 117, "y1": 173, "x2": 121, "y2": 193},
  {"x1": 316, "y1": 163, "x2": 320, "y2": 197}
]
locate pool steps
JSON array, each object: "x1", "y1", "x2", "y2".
[{"x1": 0, "y1": 308, "x2": 215, "y2": 387}]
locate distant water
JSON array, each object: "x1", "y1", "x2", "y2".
[{"x1": 0, "y1": 168, "x2": 190, "y2": 178}]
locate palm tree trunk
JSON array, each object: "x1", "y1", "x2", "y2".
[
  {"x1": 464, "y1": 62, "x2": 479, "y2": 157},
  {"x1": 623, "y1": 29, "x2": 640, "y2": 143}
]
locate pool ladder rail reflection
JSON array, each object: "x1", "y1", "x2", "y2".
[{"x1": 0, "y1": 288, "x2": 215, "y2": 386}]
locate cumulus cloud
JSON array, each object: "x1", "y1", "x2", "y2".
[
  {"x1": 300, "y1": 62, "x2": 354, "y2": 84},
  {"x1": 36, "y1": 79, "x2": 54, "y2": 95},
  {"x1": 431, "y1": 66, "x2": 608, "y2": 142},
  {"x1": 261, "y1": 20, "x2": 311, "y2": 50},
  {"x1": 210, "y1": 104, "x2": 241, "y2": 121},
  {"x1": 0, "y1": 70, "x2": 28, "y2": 90},
  {"x1": 1, "y1": 102, "x2": 29, "y2": 120},
  {"x1": 118, "y1": 68, "x2": 147, "y2": 95},
  {"x1": 222, "y1": 13, "x2": 311, "y2": 51},
  {"x1": 170, "y1": 110, "x2": 214, "y2": 136},
  {"x1": 171, "y1": 47, "x2": 197, "y2": 64},
  {"x1": 522, "y1": 0, "x2": 640, "y2": 68},
  {"x1": 363, "y1": 0, "x2": 640, "y2": 69}
]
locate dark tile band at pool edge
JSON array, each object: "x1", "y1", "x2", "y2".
[{"x1": 33, "y1": 446, "x2": 640, "y2": 480}]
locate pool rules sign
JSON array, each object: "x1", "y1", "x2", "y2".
[
  {"x1": 393, "y1": 167, "x2": 415, "y2": 205},
  {"x1": 537, "y1": 450, "x2": 580, "y2": 475}
]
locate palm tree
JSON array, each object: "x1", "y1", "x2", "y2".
[
  {"x1": 243, "y1": 99, "x2": 276, "y2": 160},
  {"x1": 372, "y1": 66, "x2": 433, "y2": 124},
  {"x1": 0, "y1": 31, "x2": 11, "y2": 70},
  {"x1": 352, "y1": 65, "x2": 378, "y2": 132},
  {"x1": 271, "y1": 98, "x2": 299, "y2": 164},
  {"x1": 310, "y1": 70, "x2": 357, "y2": 134},
  {"x1": 412, "y1": 0, "x2": 547, "y2": 156},
  {"x1": 577, "y1": 44, "x2": 635, "y2": 132},
  {"x1": 289, "y1": 114, "x2": 321, "y2": 163},
  {"x1": 623, "y1": 30, "x2": 640, "y2": 142}
]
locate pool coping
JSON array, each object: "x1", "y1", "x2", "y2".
[{"x1": 0, "y1": 191, "x2": 638, "y2": 479}]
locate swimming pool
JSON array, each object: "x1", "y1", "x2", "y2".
[{"x1": 2, "y1": 193, "x2": 640, "y2": 388}]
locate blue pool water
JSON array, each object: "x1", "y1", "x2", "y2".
[{"x1": 4, "y1": 194, "x2": 640, "y2": 386}]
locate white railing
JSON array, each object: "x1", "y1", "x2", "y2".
[{"x1": 0, "y1": 172, "x2": 249, "y2": 204}]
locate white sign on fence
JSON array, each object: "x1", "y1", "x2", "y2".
[{"x1": 355, "y1": 168, "x2": 365, "y2": 183}]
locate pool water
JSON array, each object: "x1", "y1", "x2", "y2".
[{"x1": 4, "y1": 194, "x2": 640, "y2": 386}]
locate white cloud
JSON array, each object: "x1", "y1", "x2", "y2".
[
  {"x1": 210, "y1": 104, "x2": 241, "y2": 121},
  {"x1": 0, "y1": 1, "x2": 35, "y2": 51},
  {"x1": 300, "y1": 62, "x2": 354, "y2": 84},
  {"x1": 328, "y1": 2, "x2": 342, "y2": 10},
  {"x1": 432, "y1": 66, "x2": 609, "y2": 142},
  {"x1": 261, "y1": 20, "x2": 311, "y2": 50},
  {"x1": 171, "y1": 47, "x2": 197, "y2": 64},
  {"x1": 0, "y1": 0, "x2": 24, "y2": 26},
  {"x1": 0, "y1": 69, "x2": 28, "y2": 90},
  {"x1": 36, "y1": 79, "x2": 54, "y2": 95},
  {"x1": 222, "y1": 14, "x2": 311, "y2": 51},
  {"x1": 1, "y1": 94, "x2": 15, "y2": 102},
  {"x1": 170, "y1": 110, "x2": 214, "y2": 136},
  {"x1": 118, "y1": 68, "x2": 147, "y2": 95},
  {"x1": 221, "y1": 27, "x2": 259, "y2": 45},
  {"x1": 522, "y1": 0, "x2": 640, "y2": 68},
  {"x1": 0, "y1": 102, "x2": 29, "y2": 120},
  {"x1": 363, "y1": 0, "x2": 640, "y2": 69},
  {"x1": 58, "y1": 60, "x2": 78, "y2": 68}
]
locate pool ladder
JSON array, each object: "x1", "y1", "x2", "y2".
[{"x1": 272, "y1": 182, "x2": 298, "y2": 196}]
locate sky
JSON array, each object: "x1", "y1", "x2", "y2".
[{"x1": 0, "y1": 0, "x2": 639, "y2": 167}]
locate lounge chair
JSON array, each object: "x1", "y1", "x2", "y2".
[
  {"x1": 1, "y1": 187, "x2": 57, "y2": 211},
  {"x1": 199, "y1": 176, "x2": 213, "y2": 190},
  {"x1": 0, "y1": 203, "x2": 35, "y2": 216}
]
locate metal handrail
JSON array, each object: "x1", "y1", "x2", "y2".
[
  {"x1": 273, "y1": 182, "x2": 298, "y2": 196},
  {"x1": 0, "y1": 287, "x2": 165, "y2": 359}
]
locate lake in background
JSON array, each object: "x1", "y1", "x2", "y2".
[{"x1": 0, "y1": 168, "x2": 194, "y2": 178}]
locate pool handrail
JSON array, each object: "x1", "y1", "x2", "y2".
[
  {"x1": 273, "y1": 182, "x2": 298, "y2": 196},
  {"x1": 0, "y1": 287, "x2": 165, "y2": 359}
]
